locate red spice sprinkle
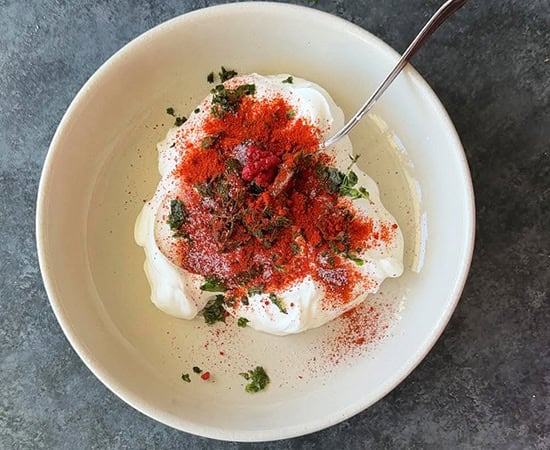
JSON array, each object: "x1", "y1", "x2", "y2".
[
  {"x1": 201, "y1": 371, "x2": 211, "y2": 381},
  {"x1": 163, "y1": 88, "x2": 397, "y2": 310},
  {"x1": 219, "y1": 351, "x2": 225, "y2": 356}
]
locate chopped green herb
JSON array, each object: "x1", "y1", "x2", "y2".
[
  {"x1": 239, "y1": 366, "x2": 270, "y2": 393},
  {"x1": 225, "y1": 158, "x2": 242, "y2": 173},
  {"x1": 175, "y1": 116, "x2": 187, "y2": 127},
  {"x1": 315, "y1": 157, "x2": 369, "y2": 200},
  {"x1": 194, "y1": 108, "x2": 200, "y2": 114},
  {"x1": 192, "y1": 366, "x2": 202, "y2": 374},
  {"x1": 166, "y1": 107, "x2": 175, "y2": 116},
  {"x1": 241, "y1": 295, "x2": 249, "y2": 306},
  {"x1": 237, "y1": 317, "x2": 249, "y2": 328},
  {"x1": 167, "y1": 199, "x2": 187, "y2": 230},
  {"x1": 339, "y1": 170, "x2": 369, "y2": 200},
  {"x1": 202, "y1": 294, "x2": 226, "y2": 324},
  {"x1": 269, "y1": 293, "x2": 287, "y2": 314},
  {"x1": 181, "y1": 373, "x2": 191, "y2": 383},
  {"x1": 207, "y1": 71, "x2": 215, "y2": 83},
  {"x1": 247, "y1": 285, "x2": 263, "y2": 296},
  {"x1": 344, "y1": 253, "x2": 365, "y2": 266},
  {"x1": 286, "y1": 109, "x2": 295, "y2": 119},
  {"x1": 200, "y1": 275, "x2": 227, "y2": 292},
  {"x1": 282, "y1": 76, "x2": 294, "y2": 84},
  {"x1": 219, "y1": 66, "x2": 238, "y2": 82},
  {"x1": 201, "y1": 135, "x2": 218, "y2": 149},
  {"x1": 291, "y1": 242, "x2": 300, "y2": 255},
  {"x1": 210, "y1": 83, "x2": 256, "y2": 117},
  {"x1": 195, "y1": 181, "x2": 213, "y2": 198}
]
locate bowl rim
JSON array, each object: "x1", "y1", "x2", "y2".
[{"x1": 36, "y1": 1, "x2": 475, "y2": 442}]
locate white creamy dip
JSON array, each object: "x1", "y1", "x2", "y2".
[{"x1": 135, "y1": 74, "x2": 404, "y2": 335}]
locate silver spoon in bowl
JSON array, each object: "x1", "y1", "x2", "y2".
[{"x1": 272, "y1": 0, "x2": 468, "y2": 194}]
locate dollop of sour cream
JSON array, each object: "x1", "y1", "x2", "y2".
[{"x1": 135, "y1": 74, "x2": 403, "y2": 335}]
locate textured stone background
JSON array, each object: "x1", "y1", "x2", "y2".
[{"x1": 1, "y1": 0, "x2": 548, "y2": 448}]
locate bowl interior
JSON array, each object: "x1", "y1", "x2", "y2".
[{"x1": 37, "y1": 2, "x2": 474, "y2": 441}]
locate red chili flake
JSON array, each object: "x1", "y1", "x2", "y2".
[
  {"x1": 219, "y1": 351, "x2": 225, "y2": 356},
  {"x1": 201, "y1": 371, "x2": 211, "y2": 380}
]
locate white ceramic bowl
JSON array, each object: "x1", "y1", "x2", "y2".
[{"x1": 36, "y1": 2, "x2": 474, "y2": 442}]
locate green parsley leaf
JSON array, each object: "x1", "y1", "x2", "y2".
[
  {"x1": 192, "y1": 366, "x2": 202, "y2": 374},
  {"x1": 167, "y1": 199, "x2": 187, "y2": 230},
  {"x1": 181, "y1": 373, "x2": 191, "y2": 383},
  {"x1": 219, "y1": 66, "x2": 238, "y2": 82},
  {"x1": 194, "y1": 107, "x2": 200, "y2": 114},
  {"x1": 239, "y1": 366, "x2": 270, "y2": 393},
  {"x1": 202, "y1": 294, "x2": 226, "y2": 324},
  {"x1": 269, "y1": 293, "x2": 287, "y2": 314},
  {"x1": 286, "y1": 109, "x2": 295, "y2": 119},
  {"x1": 207, "y1": 72, "x2": 215, "y2": 83},
  {"x1": 241, "y1": 296, "x2": 249, "y2": 306},
  {"x1": 200, "y1": 275, "x2": 227, "y2": 292},
  {"x1": 166, "y1": 107, "x2": 175, "y2": 116},
  {"x1": 282, "y1": 76, "x2": 294, "y2": 84},
  {"x1": 237, "y1": 317, "x2": 249, "y2": 328}
]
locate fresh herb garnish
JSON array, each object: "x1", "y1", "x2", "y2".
[
  {"x1": 225, "y1": 158, "x2": 241, "y2": 173},
  {"x1": 344, "y1": 253, "x2": 365, "y2": 266},
  {"x1": 202, "y1": 294, "x2": 226, "y2": 324},
  {"x1": 166, "y1": 107, "x2": 187, "y2": 126},
  {"x1": 219, "y1": 66, "x2": 238, "y2": 82},
  {"x1": 316, "y1": 155, "x2": 369, "y2": 200},
  {"x1": 338, "y1": 157, "x2": 369, "y2": 200},
  {"x1": 282, "y1": 76, "x2": 294, "y2": 84},
  {"x1": 269, "y1": 293, "x2": 287, "y2": 314},
  {"x1": 248, "y1": 285, "x2": 263, "y2": 296},
  {"x1": 210, "y1": 83, "x2": 256, "y2": 117},
  {"x1": 193, "y1": 366, "x2": 202, "y2": 374},
  {"x1": 181, "y1": 373, "x2": 191, "y2": 383},
  {"x1": 194, "y1": 108, "x2": 200, "y2": 114},
  {"x1": 167, "y1": 199, "x2": 187, "y2": 230},
  {"x1": 239, "y1": 366, "x2": 270, "y2": 393},
  {"x1": 201, "y1": 135, "x2": 218, "y2": 149},
  {"x1": 286, "y1": 109, "x2": 295, "y2": 119},
  {"x1": 237, "y1": 317, "x2": 249, "y2": 328},
  {"x1": 291, "y1": 242, "x2": 300, "y2": 255},
  {"x1": 200, "y1": 275, "x2": 227, "y2": 292},
  {"x1": 241, "y1": 296, "x2": 249, "y2": 306},
  {"x1": 175, "y1": 116, "x2": 187, "y2": 127},
  {"x1": 207, "y1": 72, "x2": 215, "y2": 83}
]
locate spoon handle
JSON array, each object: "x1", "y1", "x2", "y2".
[{"x1": 323, "y1": 0, "x2": 468, "y2": 149}]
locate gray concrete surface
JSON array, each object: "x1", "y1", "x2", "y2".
[{"x1": 1, "y1": 0, "x2": 548, "y2": 448}]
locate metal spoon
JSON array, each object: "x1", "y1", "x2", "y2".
[
  {"x1": 323, "y1": 0, "x2": 468, "y2": 149},
  {"x1": 271, "y1": 0, "x2": 468, "y2": 195}
]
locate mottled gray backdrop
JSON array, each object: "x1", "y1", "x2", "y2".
[{"x1": 1, "y1": 0, "x2": 548, "y2": 448}]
